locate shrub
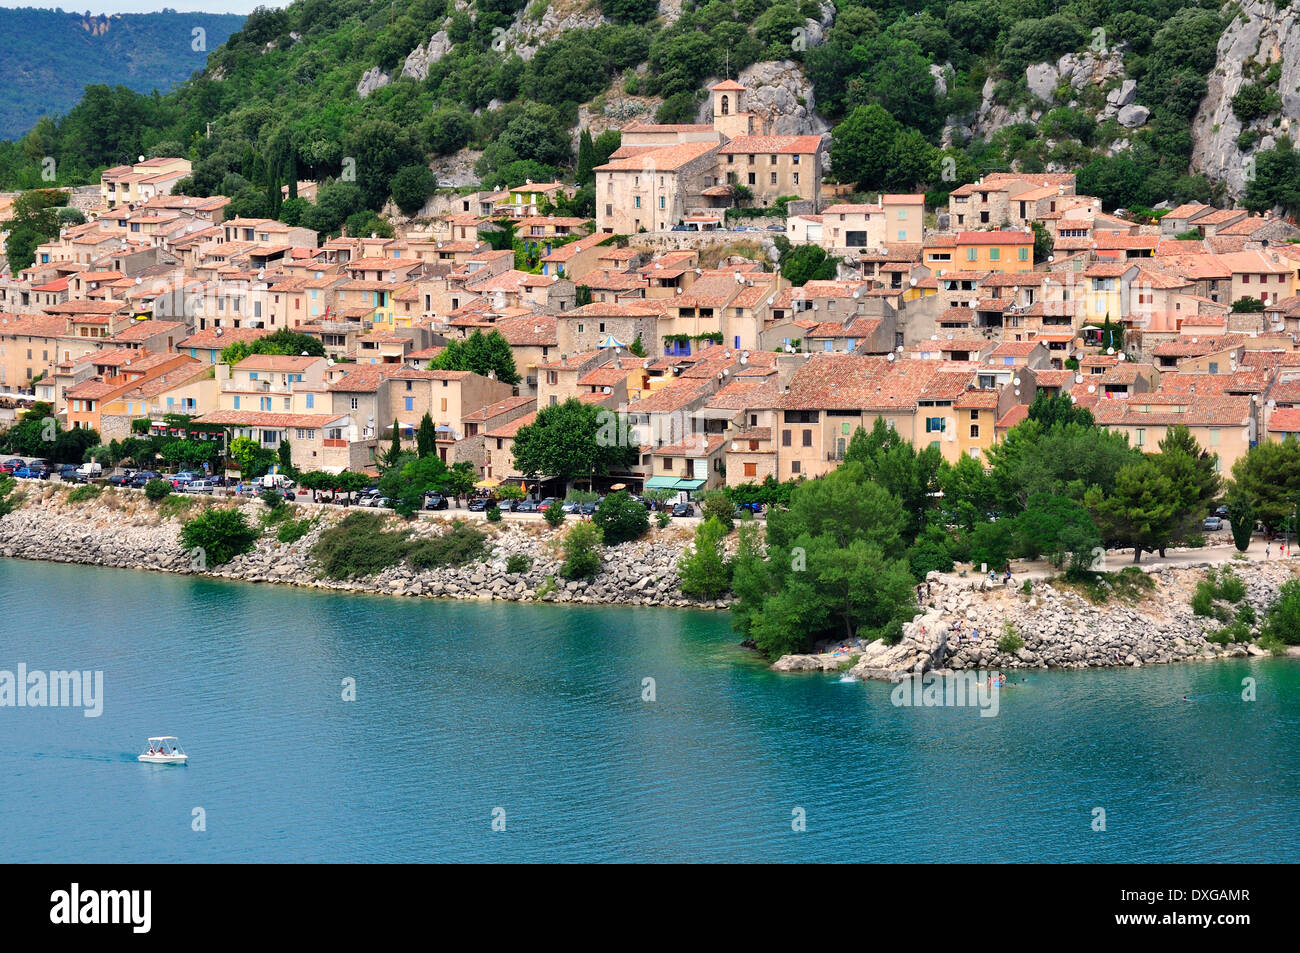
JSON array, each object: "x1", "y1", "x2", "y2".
[
  {"x1": 1218, "y1": 571, "x2": 1246, "y2": 603},
  {"x1": 67, "y1": 484, "x2": 101, "y2": 504},
  {"x1": 698, "y1": 490, "x2": 733, "y2": 532},
  {"x1": 276, "y1": 517, "x2": 314, "y2": 544},
  {"x1": 0, "y1": 476, "x2": 18, "y2": 517},
  {"x1": 561, "y1": 521, "x2": 603, "y2": 579},
  {"x1": 180, "y1": 509, "x2": 259, "y2": 567},
  {"x1": 592, "y1": 490, "x2": 648, "y2": 545},
  {"x1": 996, "y1": 622, "x2": 1024, "y2": 654},
  {"x1": 312, "y1": 511, "x2": 410, "y2": 579},
  {"x1": 406, "y1": 520, "x2": 487, "y2": 568},
  {"x1": 144, "y1": 478, "x2": 172, "y2": 501},
  {"x1": 543, "y1": 501, "x2": 566, "y2": 527},
  {"x1": 260, "y1": 488, "x2": 286, "y2": 510},
  {"x1": 655, "y1": 510, "x2": 671, "y2": 529},
  {"x1": 486, "y1": 504, "x2": 502, "y2": 522},
  {"x1": 506, "y1": 553, "x2": 532, "y2": 574},
  {"x1": 1191, "y1": 581, "x2": 1215, "y2": 616},
  {"x1": 1261, "y1": 578, "x2": 1300, "y2": 644},
  {"x1": 1236, "y1": 602, "x2": 1256, "y2": 626},
  {"x1": 678, "y1": 517, "x2": 732, "y2": 599}
]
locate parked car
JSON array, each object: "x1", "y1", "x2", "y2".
[
  {"x1": 170, "y1": 471, "x2": 200, "y2": 488},
  {"x1": 561, "y1": 500, "x2": 580, "y2": 513},
  {"x1": 671, "y1": 502, "x2": 696, "y2": 517},
  {"x1": 0, "y1": 459, "x2": 22, "y2": 474},
  {"x1": 467, "y1": 498, "x2": 490, "y2": 512},
  {"x1": 423, "y1": 493, "x2": 449, "y2": 511},
  {"x1": 538, "y1": 497, "x2": 560, "y2": 512},
  {"x1": 670, "y1": 224, "x2": 691, "y2": 232},
  {"x1": 765, "y1": 224, "x2": 787, "y2": 232},
  {"x1": 130, "y1": 470, "x2": 161, "y2": 488},
  {"x1": 1214, "y1": 505, "x2": 1229, "y2": 518},
  {"x1": 185, "y1": 479, "x2": 218, "y2": 494},
  {"x1": 57, "y1": 464, "x2": 83, "y2": 483},
  {"x1": 13, "y1": 465, "x2": 47, "y2": 479},
  {"x1": 106, "y1": 473, "x2": 133, "y2": 488},
  {"x1": 1203, "y1": 517, "x2": 1223, "y2": 531},
  {"x1": 515, "y1": 499, "x2": 539, "y2": 513},
  {"x1": 76, "y1": 461, "x2": 103, "y2": 478}
]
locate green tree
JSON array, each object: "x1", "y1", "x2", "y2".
[
  {"x1": 390, "y1": 163, "x2": 435, "y2": 215},
  {"x1": 1226, "y1": 493, "x2": 1255, "y2": 552},
  {"x1": 1085, "y1": 459, "x2": 1178, "y2": 563},
  {"x1": 561, "y1": 520, "x2": 603, "y2": 579},
  {"x1": 679, "y1": 516, "x2": 733, "y2": 599},
  {"x1": 1152, "y1": 425, "x2": 1221, "y2": 548},
  {"x1": 1228, "y1": 438, "x2": 1300, "y2": 531},
  {"x1": 1261, "y1": 579, "x2": 1300, "y2": 645},
  {"x1": 429, "y1": 329, "x2": 521, "y2": 385},
  {"x1": 773, "y1": 236, "x2": 840, "y2": 286},
  {"x1": 415, "y1": 412, "x2": 437, "y2": 459},
  {"x1": 732, "y1": 462, "x2": 915, "y2": 657},
  {"x1": 180, "y1": 509, "x2": 259, "y2": 567},
  {"x1": 512, "y1": 399, "x2": 639, "y2": 493},
  {"x1": 592, "y1": 489, "x2": 649, "y2": 545},
  {"x1": 1027, "y1": 391, "x2": 1095, "y2": 429},
  {"x1": 829, "y1": 104, "x2": 900, "y2": 191}
]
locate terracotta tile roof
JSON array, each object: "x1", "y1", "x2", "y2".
[
  {"x1": 653, "y1": 434, "x2": 727, "y2": 456},
  {"x1": 195, "y1": 410, "x2": 347, "y2": 428},
  {"x1": 462, "y1": 396, "x2": 536, "y2": 422},
  {"x1": 997, "y1": 404, "x2": 1030, "y2": 429},
  {"x1": 595, "y1": 141, "x2": 719, "y2": 173},
  {"x1": 1267, "y1": 408, "x2": 1300, "y2": 432},
  {"x1": 954, "y1": 389, "x2": 1001, "y2": 410},
  {"x1": 626, "y1": 379, "x2": 710, "y2": 414},
  {"x1": 484, "y1": 410, "x2": 537, "y2": 439},
  {"x1": 1093, "y1": 395, "x2": 1251, "y2": 428}
]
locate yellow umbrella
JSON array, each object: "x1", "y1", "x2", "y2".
[
  {"x1": 474, "y1": 477, "x2": 502, "y2": 489},
  {"x1": 610, "y1": 483, "x2": 627, "y2": 490}
]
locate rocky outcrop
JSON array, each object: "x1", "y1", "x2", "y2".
[
  {"x1": 0, "y1": 489, "x2": 719, "y2": 610},
  {"x1": 356, "y1": 66, "x2": 391, "y2": 99},
  {"x1": 774, "y1": 563, "x2": 1297, "y2": 680},
  {"x1": 401, "y1": 30, "x2": 452, "y2": 82},
  {"x1": 1191, "y1": 0, "x2": 1300, "y2": 200},
  {"x1": 697, "y1": 60, "x2": 830, "y2": 139}
]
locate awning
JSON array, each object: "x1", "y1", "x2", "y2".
[
  {"x1": 598, "y1": 335, "x2": 626, "y2": 348},
  {"x1": 644, "y1": 476, "x2": 706, "y2": 491},
  {"x1": 474, "y1": 478, "x2": 502, "y2": 489},
  {"x1": 321, "y1": 465, "x2": 347, "y2": 475}
]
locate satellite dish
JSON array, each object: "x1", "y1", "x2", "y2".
[
  {"x1": 1013, "y1": 377, "x2": 1021, "y2": 386},
  {"x1": 1106, "y1": 347, "x2": 1114, "y2": 355},
  {"x1": 301, "y1": 351, "x2": 309, "y2": 356},
  {"x1": 731, "y1": 442, "x2": 738, "y2": 451},
  {"x1": 887, "y1": 353, "x2": 896, "y2": 362},
  {"x1": 136, "y1": 277, "x2": 142, "y2": 284},
  {"x1": 1014, "y1": 388, "x2": 1021, "y2": 396},
  {"x1": 138, "y1": 155, "x2": 145, "y2": 162},
  {"x1": 327, "y1": 358, "x2": 335, "y2": 366},
  {"x1": 603, "y1": 386, "x2": 611, "y2": 394},
  {"x1": 804, "y1": 352, "x2": 812, "y2": 359},
  {"x1": 1118, "y1": 352, "x2": 1126, "y2": 361},
  {"x1": 1087, "y1": 384, "x2": 1096, "y2": 393},
  {"x1": 1075, "y1": 374, "x2": 1083, "y2": 384}
]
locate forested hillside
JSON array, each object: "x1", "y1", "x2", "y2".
[
  {"x1": 1, "y1": 0, "x2": 1296, "y2": 234},
  {"x1": 0, "y1": 7, "x2": 245, "y2": 141}
]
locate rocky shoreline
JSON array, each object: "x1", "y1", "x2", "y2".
[
  {"x1": 3, "y1": 485, "x2": 1298, "y2": 676},
  {"x1": 0, "y1": 485, "x2": 722, "y2": 609},
  {"x1": 775, "y1": 565, "x2": 1300, "y2": 680}
]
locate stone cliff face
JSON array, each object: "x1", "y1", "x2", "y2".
[{"x1": 1191, "y1": 0, "x2": 1300, "y2": 199}]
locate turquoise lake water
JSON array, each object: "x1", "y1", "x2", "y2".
[{"x1": 1, "y1": 556, "x2": 1297, "y2": 862}]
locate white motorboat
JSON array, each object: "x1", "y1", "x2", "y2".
[{"x1": 138, "y1": 736, "x2": 188, "y2": 765}]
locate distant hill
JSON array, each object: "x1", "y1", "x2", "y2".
[{"x1": 0, "y1": 7, "x2": 245, "y2": 140}]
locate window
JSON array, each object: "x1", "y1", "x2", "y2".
[
  {"x1": 791, "y1": 460, "x2": 800, "y2": 474},
  {"x1": 781, "y1": 429, "x2": 792, "y2": 446},
  {"x1": 989, "y1": 248, "x2": 1000, "y2": 261},
  {"x1": 440, "y1": 398, "x2": 447, "y2": 412},
  {"x1": 967, "y1": 248, "x2": 978, "y2": 261},
  {"x1": 306, "y1": 393, "x2": 314, "y2": 409},
  {"x1": 605, "y1": 204, "x2": 612, "y2": 218},
  {"x1": 743, "y1": 462, "x2": 757, "y2": 477},
  {"x1": 1209, "y1": 428, "x2": 1220, "y2": 446},
  {"x1": 634, "y1": 197, "x2": 641, "y2": 209},
  {"x1": 577, "y1": 324, "x2": 584, "y2": 334},
  {"x1": 659, "y1": 196, "x2": 665, "y2": 210},
  {"x1": 802, "y1": 429, "x2": 812, "y2": 446},
  {"x1": 350, "y1": 397, "x2": 359, "y2": 410},
  {"x1": 404, "y1": 397, "x2": 414, "y2": 411},
  {"x1": 1208, "y1": 362, "x2": 1218, "y2": 374},
  {"x1": 233, "y1": 396, "x2": 240, "y2": 409},
  {"x1": 793, "y1": 173, "x2": 800, "y2": 186},
  {"x1": 1019, "y1": 247, "x2": 1029, "y2": 261},
  {"x1": 747, "y1": 173, "x2": 756, "y2": 186},
  {"x1": 770, "y1": 155, "x2": 778, "y2": 165},
  {"x1": 1135, "y1": 428, "x2": 1145, "y2": 447},
  {"x1": 663, "y1": 456, "x2": 673, "y2": 470},
  {"x1": 924, "y1": 417, "x2": 946, "y2": 433},
  {"x1": 970, "y1": 424, "x2": 980, "y2": 438}
]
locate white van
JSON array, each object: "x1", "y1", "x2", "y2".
[{"x1": 76, "y1": 462, "x2": 103, "y2": 477}]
